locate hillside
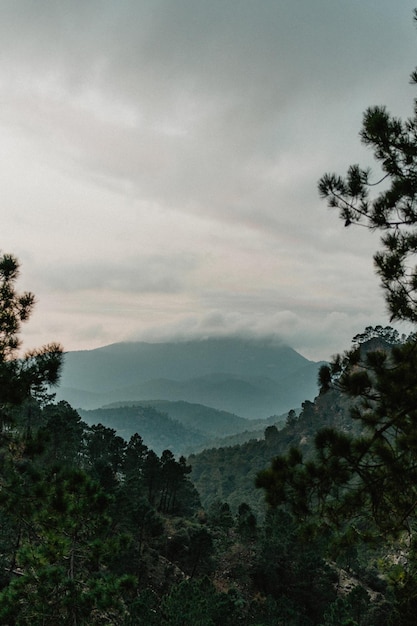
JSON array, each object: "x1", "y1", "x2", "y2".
[
  {"x1": 102, "y1": 400, "x2": 251, "y2": 436},
  {"x1": 56, "y1": 337, "x2": 323, "y2": 418},
  {"x1": 188, "y1": 389, "x2": 354, "y2": 516},
  {"x1": 187, "y1": 333, "x2": 404, "y2": 516},
  {"x1": 78, "y1": 404, "x2": 205, "y2": 456},
  {"x1": 79, "y1": 400, "x2": 289, "y2": 456}
]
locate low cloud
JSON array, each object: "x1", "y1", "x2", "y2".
[{"x1": 2, "y1": 1, "x2": 416, "y2": 359}]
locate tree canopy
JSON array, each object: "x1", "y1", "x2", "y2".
[
  {"x1": 257, "y1": 12, "x2": 417, "y2": 624},
  {"x1": 0, "y1": 253, "x2": 63, "y2": 427},
  {"x1": 318, "y1": 11, "x2": 417, "y2": 325}
]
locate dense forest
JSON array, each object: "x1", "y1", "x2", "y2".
[
  {"x1": 0, "y1": 274, "x2": 406, "y2": 624},
  {"x1": 4, "y1": 11, "x2": 417, "y2": 625}
]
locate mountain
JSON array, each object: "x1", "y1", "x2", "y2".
[
  {"x1": 78, "y1": 404, "x2": 207, "y2": 456},
  {"x1": 78, "y1": 400, "x2": 289, "y2": 456},
  {"x1": 102, "y1": 400, "x2": 251, "y2": 437},
  {"x1": 56, "y1": 336, "x2": 324, "y2": 418}
]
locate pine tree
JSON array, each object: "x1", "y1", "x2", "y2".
[
  {"x1": 0, "y1": 253, "x2": 63, "y2": 428},
  {"x1": 258, "y1": 12, "x2": 417, "y2": 623},
  {"x1": 318, "y1": 11, "x2": 417, "y2": 325},
  {"x1": 0, "y1": 466, "x2": 135, "y2": 625}
]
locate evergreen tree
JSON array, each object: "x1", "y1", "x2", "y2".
[
  {"x1": 315, "y1": 9, "x2": 417, "y2": 536},
  {"x1": 0, "y1": 253, "x2": 63, "y2": 428},
  {"x1": 123, "y1": 432, "x2": 148, "y2": 476},
  {"x1": 39, "y1": 401, "x2": 85, "y2": 467},
  {"x1": 160, "y1": 577, "x2": 240, "y2": 626},
  {"x1": 236, "y1": 502, "x2": 257, "y2": 541},
  {"x1": 252, "y1": 509, "x2": 336, "y2": 625},
  {"x1": 258, "y1": 12, "x2": 417, "y2": 622},
  {"x1": 0, "y1": 252, "x2": 65, "y2": 592},
  {"x1": 0, "y1": 466, "x2": 135, "y2": 625},
  {"x1": 84, "y1": 423, "x2": 126, "y2": 491},
  {"x1": 318, "y1": 11, "x2": 417, "y2": 325}
]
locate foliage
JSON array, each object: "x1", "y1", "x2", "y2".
[
  {"x1": 0, "y1": 466, "x2": 136, "y2": 625},
  {"x1": 318, "y1": 11, "x2": 417, "y2": 326},
  {"x1": 259, "y1": 13, "x2": 417, "y2": 622},
  {"x1": 0, "y1": 253, "x2": 63, "y2": 424},
  {"x1": 39, "y1": 400, "x2": 86, "y2": 467},
  {"x1": 0, "y1": 254, "x2": 408, "y2": 624},
  {"x1": 188, "y1": 422, "x2": 298, "y2": 517},
  {"x1": 252, "y1": 509, "x2": 337, "y2": 625},
  {"x1": 160, "y1": 577, "x2": 241, "y2": 626},
  {"x1": 259, "y1": 335, "x2": 417, "y2": 535}
]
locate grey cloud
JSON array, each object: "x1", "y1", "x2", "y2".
[
  {"x1": 42, "y1": 253, "x2": 198, "y2": 294},
  {"x1": 2, "y1": 0, "x2": 415, "y2": 226},
  {"x1": 135, "y1": 304, "x2": 389, "y2": 362},
  {"x1": 2, "y1": 1, "x2": 417, "y2": 360}
]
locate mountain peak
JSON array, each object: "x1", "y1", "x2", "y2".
[{"x1": 57, "y1": 336, "x2": 321, "y2": 417}]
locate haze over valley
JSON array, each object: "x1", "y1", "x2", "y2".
[
  {"x1": 2, "y1": 2, "x2": 417, "y2": 623},
  {"x1": 57, "y1": 336, "x2": 322, "y2": 417},
  {"x1": 54, "y1": 336, "x2": 320, "y2": 454}
]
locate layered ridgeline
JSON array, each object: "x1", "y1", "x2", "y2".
[
  {"x1": 56, "y1": 336, "x2": 323, "y2": 418},
  {"x1": 77, "y1": 400, "x2": 289, "y2": 456},
  {"x1": 188, "y1": 390, "x2": 354, "y2": 517}
]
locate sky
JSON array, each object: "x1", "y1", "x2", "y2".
[{"x1": 1, "y1": 1, "x2": 417, "y2": 361}]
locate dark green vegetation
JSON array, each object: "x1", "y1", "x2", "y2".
[
  {"x1": 189, "y1": 398, "x2": 349, "y2": 518},
  {"x1": 78, "y1": 400, "x2": 287, "y2": 456},
  {"x1": 255, "y1": 13, "x2": 417, "y2": 624},
  {"x1": 0, "y1": 256, "x2": 394, "y2": 625},
  {"x1": 78, "y1": 403, "x2": 208, "y2": 456},
  {"x1": 56, "y1": 337, "x2": 322, "y2": 417},
  {"x1": 0, "y1": 252, "x2": 343, "y2": 624},
  {"x1": 104, "y1": 399, "x2": 256, "y2": 436},
  {"x1": 6, "y1": 11, "x2": 417, "y2": 625}
]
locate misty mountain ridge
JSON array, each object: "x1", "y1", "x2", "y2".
[
  {"x1": 102, "y1": 399, "x2": 251, "y2": 437},
  {"x1": 56, "y1": 336, "x2": 324, "y2": 418},
  {"x1": 78, "y1": 404, "x2": 207, "y2": 456},
  {"x1": 78, "y1": 400, "x2": 289, "y2": 456}
]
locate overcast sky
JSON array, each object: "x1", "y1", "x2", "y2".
[{"x1": 1, "y1": 1, "x2": 417, "y2": 361}]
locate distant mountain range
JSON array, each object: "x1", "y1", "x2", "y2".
[
  {"x1": 55, "y1": 337, "x2": 324, "y2": 419},
  {"x1": 78, "y1": 400, "x2": 288, "y2": 456}
]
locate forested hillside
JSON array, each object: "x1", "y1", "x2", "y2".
[
  {"x1": 5, "y1": 9, "x2": 417, "y2": 625},
  {"x1": 79, "y1": 401, "x2": 288, "y2": 456},
  {"x1": 0, "y1": 251, "x2": 404, "y2": 625},
  {"x1": 78, "y1": 404, "x2": 207, "y2": 456},
  {"x1": 1, "y1": 243, "x2": 417, "y2": 625},
  {"x1": 189, "y1": 390, "x2": 353, "y2": 516},
  {"x1": 103, "y1": 400, "x2": 252, "y2": 437}
]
